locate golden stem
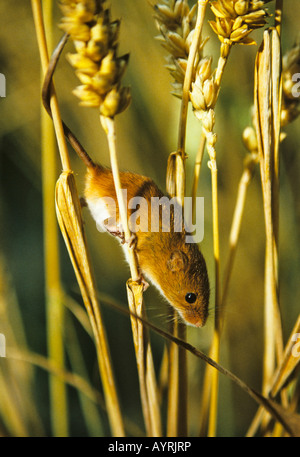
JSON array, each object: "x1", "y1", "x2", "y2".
[
  {"x1": 199, "y1": 38, "x2": 232, "y2": 438},
  {"x1": 191, "y1": 131, "x2": 206, "y2": 222},
  {"x1": 177, "y1": 0, "x2": 209, "y2": 158},
  {"x1": 168, "y1": 1, "x2": 209, "y2": 437},
  {"x1": 221, "y1": 161, "x2": 256, "y2": 316},
  {"x1": 101, "y1": 116, "x2": 161, "y2": 436},
  {"x1": 254, "y1": 30, "x2": 284, "y2": 407},
  {"x1": 126, "y1": 281, "x2": 162, "y2": 437},
  {"x1": 207, "y1": 158, "x2": 221, "y2": 437},
  {"x1": 167, "y1": 317, "x2": 179, "y2": 437},
  {"x1": 31, "y1": 0, "x2": 71, "y2": 173},
  {"x1": 215, "y1": 43, "x2": 231, "y2": 88},
  {"x1": 33, "y1": 0, "x2": 68, "y2": 437},
  {"x1": 100, "y1": 116, "x2": 140, "y2": 282},
  {"x1": 55, "y1": 172, "x2": 125, "y2": 437}
]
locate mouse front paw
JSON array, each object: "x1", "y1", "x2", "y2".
[
  {"x1": 80, "y1": 196, "x2": 87, "y2": 208},
  {"x1": 125, "y1": 233, "x2": 137, "y2": 249},
  {"x1": 140, "y1": 274, "x2": 149, "y2": 291}
]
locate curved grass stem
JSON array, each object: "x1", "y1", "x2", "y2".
[
  {"x1": 177, "y1": 0, "x2": 209, "y2": 159},
  {"x1": 32, "y1": 0, "x2": 68, "y2": 437}
]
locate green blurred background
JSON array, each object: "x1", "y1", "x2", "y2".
[{"x1": 0, "y1": 0, "x2": 299, "y2": 437}]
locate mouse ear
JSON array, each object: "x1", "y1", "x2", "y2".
[{"x1": 167, "y1": 250, "x2": 188, "y2": 272}]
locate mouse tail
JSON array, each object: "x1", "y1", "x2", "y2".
[{"x1": 63, "y1": 123, "x2": 96, "y2": 169}]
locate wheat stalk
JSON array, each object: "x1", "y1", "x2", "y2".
[
  {"x1": 153, "y1": 0, "x2": 274, "y2": 436},
  {"x1": 190, "y1": 0, "x2": 272, "y2": 436},
  {"x1": 153, "y1": 0, "x2": 210, "y2": 435},
  {"x1": 220, "y1": 12, "x2": 300, "y2": 434},
  {"x1": 40, "y1": 0, "x2": 68, "y2": 437},
  {"x1": 254, "y1": 28, "x2": 283, "y2": 397}
]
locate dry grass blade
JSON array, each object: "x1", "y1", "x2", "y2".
[
  {"x1": 166, "y1": 317, "x2": 179, "y2": 436},
  {"x1": 254, "y1": 28, "x2": 284, "y2": 395},
  {"x1": 191, "y1": 131, "x2": 206, "y2": 222},
  {"x1": 103, "y1": 296, "x2": 300, "y2": 437},
  {"x1": 221, "y1": 152, "x2": 258, "y2": 315},
  {"x1": 55, "y1": 171, "x2": 125, "y2": 436},
  {"x1": 247, "y1": 314, "x2": 300, "y2": 437},
  {"x1": 0, "y1": 371, "x2": 28, "y2": 437},
  {"x1": 9, "y1": 348, "x2": 105, "y2": 410},
  {"x1": 165, "y1": 167, "x2": 188, "y2": 437},
  {"x1": 271, "y1": 315, "x2": 300, "y2": 397},
  {"x1": 177, "y1": 0, "x2": 209, "y2": 159},
  {"x1": 166, "y1": 318, "x2": 188, "y2": 437},
  {"x1": 0, "y1": 256, "x2": 44, "y2": 437},
  {"x1": 8, "y1": 346, "x2": 145, "y2": 438},
  {"x1": 41, "y1": 0, "x2": 68, "y2": 436}
]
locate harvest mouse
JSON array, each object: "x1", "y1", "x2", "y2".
[{"x1": 78, "y1": 148, "x2": 210, "y2": 327}]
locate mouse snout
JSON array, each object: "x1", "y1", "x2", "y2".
[
  {"x1": 194, "y1": 320, "x2": 205, "y2": 328},
  {"x1": 181, "y1": 307, "x2": 208, "y2": 328}
]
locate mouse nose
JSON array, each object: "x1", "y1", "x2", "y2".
[
  {"x1": 194, "y1": 320, "x2": 204, "y2": 328},
  {"x1": 182, "y1": 308, "x2": 207, "y2": 328},
  {"x1": 193, "y1": 319, "x2": 206, "y2": 328}
]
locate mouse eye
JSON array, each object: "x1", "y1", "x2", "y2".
[{"x1": 185, "y1": 293, "x2": 197, "y2": 304}]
